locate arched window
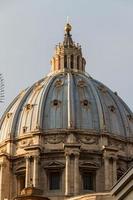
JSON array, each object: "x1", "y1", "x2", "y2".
[
  {"x1": 77, "y1": 56, "x2": 80, "y2": 70},
  {"x1": 64, "y1": 55, "x2": 67, "y2": 68},
  {"x1": 71, "y1": 54, "x2": 74, "y2": 69}
]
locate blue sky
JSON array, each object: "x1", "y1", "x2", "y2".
[{"x1": 0, "y1": 0, "x2": 133, "y2": 116}]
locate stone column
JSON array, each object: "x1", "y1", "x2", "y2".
[
  {"x1": 74, "y1": 154, "x2": 79, "y2": 195},
  {"x1": 33, "y1": 156, "x2": 39, "y2": 188},
  {"x1": 104, "y1": 157, "x2": 110, "y2": 190},
  {"x1": 65, "y1": 154, "x2": 70, "y2": 196},
  {"x1": 0, "y1": 163, "x2": 4, "y2": 199},
  {"x1": 25, "y1": 156, "x2": 30, "y2": 188},
  {"x1": 103, "y1": 146, "x2": 118, "y2": 191},
  {"x1": 112, "y1": 158, "x2": 117, "y2": 185}
]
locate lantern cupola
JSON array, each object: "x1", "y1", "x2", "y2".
[{"x1": 51, "y1": 23, "x2": 86, "y2": 72}]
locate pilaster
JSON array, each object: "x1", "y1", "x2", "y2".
[
  {"x1": 64, "y1": 143, "x2": 80, "y2": 196},
  {"x1": 102, "y1": 146, "x2": 118, "y2": 191},
  {"x1": 33, "y1": 155, "x2": 39, "y2": 188},
  {"x1": 25, "y1": 156, "x2": 31, "y2": 188}
]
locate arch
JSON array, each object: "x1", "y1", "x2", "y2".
[
  {"x1": 77, "y1": 55, "x2": 80, "y2": 70},
  {"x1": 64, "y1": 55, "x2": 67, "y2": 68},
  {"x1": 70, "y1": 54, "x2": 74, "y2": 69}
]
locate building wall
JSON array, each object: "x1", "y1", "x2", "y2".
[{"x1": 0, "y1": 131, "x2": 132, "y2": 200}]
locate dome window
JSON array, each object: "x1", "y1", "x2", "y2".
[
  {"x1": 127, "y1": 114, "x2": 133, "y2": 121},
  {"x1": 77, "y1": 79, "x2": 86, "y2": 87},
  {"x1": 114, "y1": 91, "x2": 118, "y2": 96},
  {"x1": 55, "y1": 79, "x2": 63, "y2": 87},
  {"x1": 34, "y1": 82, "x2": 43, "y2": 91},
  {"x1": 83, "y1": 100, "x2": 89, "y2": 106},
  {"x1": 6, "y1": 112, "x2": 12, "y2": 119},
  {"x1": 108, "y1": 105, "x2": 116, "y2": 113},
  {"x1": 81, "y1": 99, "x2": 90, "y2": 107},
  {"x1": 22, "y1": 126, "x2": 27, "y2": 133},
  {"x1": 25, "y1": 104, "x2": 33, "y2": 111},
  {"x1": 98, "y1": 85, "x2": 107, "y2": 93},
  {"x1": 52, "y1": 99, "x2": 61, "y2": 107}
]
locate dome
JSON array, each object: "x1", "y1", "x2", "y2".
[
  {"x1": 0, "y1": 23, "x2": 133, "y2": 200},
  {"x1": 0, "y1": 24, "x2": 133, "y2": 142},
  {"x1": 0, "y1": 69, "x2": 133, "y2": 142}
]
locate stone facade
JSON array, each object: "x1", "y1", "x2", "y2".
[{"x1": 0, "y1": 130, "x2": 132, "y2": 200}]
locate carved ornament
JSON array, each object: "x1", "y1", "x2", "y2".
[
  {"x1": 77, "y1": 79, "x2": 86, "y2": 88},
  {"x1": 109, "y1": 139, "x2": 125, "y2": 151},
  {"x1": 44, "y1": 134, "x2": 65, "y2": 144},
  {"x1": 44, "y1": 161, "x2": 64, "y2": 169},
  {"x1": 79, "y1": 135, "x2": 98, "y2": 144},
  {"x1": 55, "y1": 79, "x2": 64, "y2": 87},
  {"x1": 79, "y1": 161, "x2": 99, "y2": 169}
]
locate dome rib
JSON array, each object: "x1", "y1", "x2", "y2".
[
  {"x1": 81, "y1": 74, "x2": 105, "y2": 131},
  {"x1": 39, "y1": 74, "x2": 62, "y2": 129},
  {"x1": 0, "y1": 89, "x2": 28, "y2": 141},
  {"x1": 67, "y1": 72, "x2": 75, "y2": 129},
  {"x1": 107, "y1": 90, "x2": 128, "y2": 137},
  {"x1": 111, "y1": 92, "x2": 133, "y2": 137},
  {"x1": 0, "y1": 90, "x2": 26, "y2": 128},
  {"x1": 12, "y1": 84, "x2": 40, "y2": 137}
]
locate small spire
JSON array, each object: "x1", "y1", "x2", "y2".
[{"x1": 67, "y1": 16, "x2": 69, "y2": 23}]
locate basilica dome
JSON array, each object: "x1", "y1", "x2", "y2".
[
  {"x1": 0, "y1": 69, "x2": 133, "y2": 142},
  {"x1": 0, "y1": 25, "x2": 133, "y2": 142},
  {"x1": 0, "y1": 23, "x2": 133, "y2": 200}
]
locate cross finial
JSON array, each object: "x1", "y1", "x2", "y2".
[
  {"x1": 64, "y1": 17, "x2": 72, "y2": 34},
  {"x1": 67, "y1": 16, "x2": 69, "y2": 23}
]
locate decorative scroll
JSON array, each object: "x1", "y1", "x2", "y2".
[
  {"x1": 0, "y1": 147, "x2": 6, "y2": 153},
  {"x1": 79, "y1": 135, "x2": 98, "y2": 144},
  {"x1": 109, "y1": 139, "x2": 125, "y2": 151},
  {"x1": 17, "y1": 139, "x2": 33, "y2": 148},
  {"x1": 44, "y1": 134, "x2": 65, "y2": 144}
]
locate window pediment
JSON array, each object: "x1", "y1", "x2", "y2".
[
  {"x1": 79, "y1": 161, "x2": 99, "y2": 169},
  {"x1": 44, "y1": 161, "x2": 64, "y2": 169},
  {"x1": 15, "y1": 166, "x2": 26, "y2": 175}
]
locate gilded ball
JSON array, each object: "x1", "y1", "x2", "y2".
[{"x1": 64, "y1": 23, "x2": 72, "y2": 33}]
